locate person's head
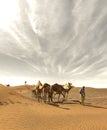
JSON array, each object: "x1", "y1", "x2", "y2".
[{"x1": 83, "y1": 86, "x2": 85, "y2": 89}]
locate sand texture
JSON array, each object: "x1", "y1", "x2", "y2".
[{"x1": 0, "y1": 84, "x2": 107, "y2": 130}]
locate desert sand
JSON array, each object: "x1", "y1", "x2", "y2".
[{"x1": 0, "y1": 84, "x2": 107, "y2": 130}]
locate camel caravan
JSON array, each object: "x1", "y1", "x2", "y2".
[{"x1": 32, "y1": 81, "x2": 74, "y2": 103}]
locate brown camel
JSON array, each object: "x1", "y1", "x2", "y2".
[
  {"x1": 51, "y1": 83, "x2": 65, "y2": 102},
  {"x1": 51, "y1": 83, "x2": 73, "y2": 102},
  {"x1": 42, "y1": 83, "x2": 52, "y2": 103}
]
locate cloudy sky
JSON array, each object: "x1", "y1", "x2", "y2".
[{"x1": 0, "y1": 0, "x2": 107, "y2": 87}]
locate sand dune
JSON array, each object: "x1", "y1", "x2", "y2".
[{"x1": 0, "y1": 84, "x2": 107, "y2": 130}]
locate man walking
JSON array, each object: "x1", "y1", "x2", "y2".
[{"x1": 80, "y1": 86, "x2": 85, "y2": 105}]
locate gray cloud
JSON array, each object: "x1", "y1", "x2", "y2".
[{"x1": 0, "y1": 0, "x2": 107, "y2": 87}]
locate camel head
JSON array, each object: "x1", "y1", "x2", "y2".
[
  {"x1": 38, "y1": 80, "x2": 42, "y2": 86},
  {"x1": 68, "y1": 82, "x2": 72, "y2": 86},
  {"x1": 67, "y1": 82, "x2": 74, "y2": 90}
]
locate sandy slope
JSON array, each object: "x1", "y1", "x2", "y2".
[{"x1": 0, "y1": 84, "x2": 107, "y2": 130}]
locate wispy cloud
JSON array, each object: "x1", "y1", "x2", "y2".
[{"x1": 0, "y1": 0, "x2": 107, "y2": 87}]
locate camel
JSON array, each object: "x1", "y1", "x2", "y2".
[
  {"x1": 32, "y1": 88, "x2": 38, "y2": 98},
  {"x1": 62, "y1": 83, "x2": 74, "y2": 100},
  {"x1": 32, "y1": 89, "x2": 36, "y2": 97},
  {"x1": 32, "y1": 80, "x2": 44, "y2": 102},
  {"x1": 42, "y1": 83, "x2": 52, "y2": 103},
  {"x1": 51, "y1": 83, "x2": 73, "y2": 102},
  {"x1": 51, "y1": 83, "x2": 65, "y2": 102}
]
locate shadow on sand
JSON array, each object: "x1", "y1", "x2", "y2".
[
  {"x1": 72, "y1": 100, "x2": 107, "y2": 109},
  {"x1": 48, "y1": 102, "x2": 70, "y2": 110},
  {"x1": 84, "y1": 104, "x2": 107, "y2": 109}
]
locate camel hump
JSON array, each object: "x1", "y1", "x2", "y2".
[
  {"x1": 43, "y1": 83, "x2": 50, "y2": 87},
  {"x1": 51, "y1": 83, "x2": 64, "y2": 92},
  {"x1": 52, "y1": 83, "x2": 62, "y2": 86},
  {"x1": 53, "y1": 83, "x2": 59, "y2": 86},
  {"x1": 44, "y1": 83, "x2": 49, "y2": 85}
]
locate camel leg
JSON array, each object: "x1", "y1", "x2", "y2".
[
  {"x1": 38, "y1": 95, "x2": 40, "y2": 102},
  {"x1": 38, "y1": 93, "x2": 42, "y2": 102},
  {"x1": 62, "y1": 93, "x2": 65, "y2": 102},
  {"x1": 66, "y1": 93, "x2": 69, "y2": 101},
  {"x1": 43, "y1": 92, "x2": 46, "y2": 103},
  {"x1": 38, "y1": 94, "x2": 40, "y2": 102},
  {"x1": 58, "y1": 94, "x2": 60, "y2": 102},
  {"x1": 48, "y1": 93, "x2": 53, "y2": 103},
  {"x1": 64, "y1": 93, "x2": 68, "y2": 101},
  {"x1": 50, "y1": 92, "x2": 55, "y2": 102},
  {"x1": 44, "y1": 93, "x2": 48, "y2": 103}
]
